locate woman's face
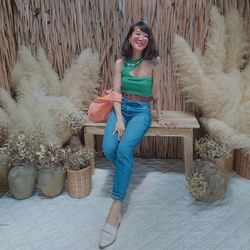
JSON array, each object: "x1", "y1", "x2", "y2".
[{"x1": 129, "y1": 27, "x2": 149, "y2": 52}]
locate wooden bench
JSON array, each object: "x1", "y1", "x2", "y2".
[{"x1": 83, "y1": 111, "x2": 200, "y2": 175}]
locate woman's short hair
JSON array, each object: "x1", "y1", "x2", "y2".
[{"x1": 121, "y1": 21, "x2": 159, "y2": 62}]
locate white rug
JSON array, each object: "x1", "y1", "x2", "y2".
[{"x1": 1, "y1": 158, "x2": 250, "y2": 250}]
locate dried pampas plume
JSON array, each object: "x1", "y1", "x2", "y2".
[
  {"x1": 173, "y1": 6, "x2": 250, "y2": 152},
  {"x1": 37, "y1": 47, "x2": 61, "y2": 96},
  {"x1": 62, "y1": 48, "x2": 100, "y2": 107}
]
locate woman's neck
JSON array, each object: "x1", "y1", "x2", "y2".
[{"x1": 131, "y1": 50, "x2": 143, "y2": 60}]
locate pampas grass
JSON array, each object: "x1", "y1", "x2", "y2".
[
  {"x1": 6, "y1": 46, "x2": 100, "y2": 145},
  {"x1": 37, "y1": 47, "x2": 61, "y2": 96},
  {"x1": 62, "y1": 48, "x2": 100, "y2": 107},
  {"x1": 173, "y1": 6, "x2": 250, "y2": 152}
]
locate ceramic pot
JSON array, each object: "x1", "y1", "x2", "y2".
[
  {"x1": 38, "y1": 166, "x2": 66, "y2": 197},
  {"x1": 8, "y1": 163, "x2": 38, "y2": 199}
]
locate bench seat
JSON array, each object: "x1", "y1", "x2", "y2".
[{"x1": 83, "y1": 111, "x2": 200, "y2": 174}]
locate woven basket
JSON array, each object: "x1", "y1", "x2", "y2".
[
  {"x1": 212, "y1": 151, "x2": 234, "y2": 172},
  {"x1": 234, "y1": 149, "x2": 250, "y2": 179},
  {"x1": 67, "y1": 165, "x2": 92, "y2": 198}
]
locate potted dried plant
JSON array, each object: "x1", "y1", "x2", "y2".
[
  {"x1": 186, "y1": 134, "x2": 231, "y2": 203},
  {"x1": 63, "y1": 107, "x2": 88, "y2": 146},
  {"x1": 37, "y1": 143, "x2": 66, "y2": 197},
  {"x1": 195, "y1": 135, "x2": 233, "y2": 171},
  {"x1": 65, "y1": 145, "x2": 94, "y2": 198},
  {"x1": 1, "y1": 131, "x2": 42, "y2": 199},
  {"x1": 187, "y1": 160, "x2": 229, "y2": 203}
]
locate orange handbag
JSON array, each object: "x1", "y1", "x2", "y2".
[{"x1": 88, "y1": 89, "x2": 122, "y2": 122}]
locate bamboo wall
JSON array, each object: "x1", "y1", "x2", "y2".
[{"x1": 0, "y1": 0, "x2": 249, "y2": 158}]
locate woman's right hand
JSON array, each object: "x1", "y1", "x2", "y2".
[{"x1": 112, "y1": 118, "x2": 125, "y2": 141}]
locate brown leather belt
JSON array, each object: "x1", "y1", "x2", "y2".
[{"x1": 122, "y1": 93, "x2": 153, "y2": 102}]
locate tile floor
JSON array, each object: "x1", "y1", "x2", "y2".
[{"x1": 1, "y1": 158, "x2": 250, "y2": 250}]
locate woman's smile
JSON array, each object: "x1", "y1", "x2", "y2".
[{"x1": 130, "y1": 27, "x2": 149, "y2": 51}]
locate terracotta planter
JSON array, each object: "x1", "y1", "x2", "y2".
[
  {"x1": 38, "y1": 166, "x2": 66, "y2": 197},
  {"x1": 234, "y1": 149, "x2": 250, "y2": 179},
  {"x1": 67, "y1": 165, "x2": 92, "y2": 198},
  {"x1": 8, "y1": 164, "x2": 38, "y2": 199},
  {"x1": 0, "y1": 153, "x2": 9, "y2": 191}
]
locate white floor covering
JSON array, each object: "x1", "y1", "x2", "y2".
[{"x1": 1, "y1": 158, "x2": 250, "y2": 250}]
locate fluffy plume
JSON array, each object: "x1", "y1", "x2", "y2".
[
  {"x1": 224, "y1": 9, "x2": 247, "y2": 72},
  {"x1": 62, "y1": 48, "x2": 100, "y2": 107},
  {"x1": 0, "y1": 107, "x2": 10, "y2": 126},
  {"x1": 203, "y1": 6, "x2": 226, "y2": 74},
  {"x1": 173, "y1": 6, "x2": 250, "y2": 152},
  {"x1": 12, "y1": 46, "x2": 52, "y2": 95},
  {"x1": 173, "y1": 35, "x2": 204, "y2": 105},
  {"x1": 14, "y1": 74, "x2": 48, "y2": 99},
  {"x1": 0, "y1": 87, "x2": 17, "y2": 119},
  {"x1": 203, "y1": 118, "x2": 250, "y2": 153},
  {"x1": 37, "y1": 47, "x2": 62, "y2": 96}
]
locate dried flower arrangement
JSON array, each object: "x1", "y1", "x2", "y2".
[
  {"x1": 64, "y1": 145, "x2": 94, "y2": 171},
  {"x1": 36, "y1": 143, "x2": 66, "y2": 169},
  {"x1": 173, "y1": 6, "x2": 250, "y2": 153},
  {"x1": 0, "y1": 130, "x2": 43, "y2": 168},
  {"x1": 62, "y1": 108, "x2": 88, "y2": 135},
  {"x1": 187, "y1": 172, "x2": 208, "y2": 199},
  {"x1": 187, "y1": 160, "x2": 229, "y2": 203},
  {"x1": 195, "y1": 135, "x2": 231, "y2": 161}
]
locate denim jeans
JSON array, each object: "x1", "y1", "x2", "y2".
[{"x1": 102, "y1": 97, "x2": 151, "y2": 201}]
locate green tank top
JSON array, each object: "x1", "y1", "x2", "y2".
[{"x1": 121, "y1": 57, "x2": 153, "y2": 97}]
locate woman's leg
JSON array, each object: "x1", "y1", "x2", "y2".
[
  {"x1": 102, "y1": 111, "x2": 119, "y2": 166},
  {"x1": 105, "y1": 113, "x2": 151, "y2": 228},
  {"x1": 112, "y1": 112, "x2": 151, "y2": 201}
]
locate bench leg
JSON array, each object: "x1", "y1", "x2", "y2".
[
  {"x1": 183, "y1": 130, "x2": 193, "y2": 176},
  {"x1": 84, "y1": 130, "x2": 95, "y2": 174}
]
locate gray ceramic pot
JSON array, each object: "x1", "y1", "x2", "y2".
[
  {"x1": 38, "y1": 166, "x2": 66, "y2": 197},
  {"x1": 8, "y1": 163, "x2": 38, "y2": 199}
]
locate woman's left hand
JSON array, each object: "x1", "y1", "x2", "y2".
[{"x1": 158, "y1": 119, "x2": 178, "y2": 128}]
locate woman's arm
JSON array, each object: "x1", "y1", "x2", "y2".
[
  {"x1": 112, "y1": 59, "x2": 125, "y2": 140},
  {"x1": 152, "y1": 62, "x2": 162, "y2": 119},
  {"x1": 152, "y1": 62, "x2": 177, "y2": 128}
]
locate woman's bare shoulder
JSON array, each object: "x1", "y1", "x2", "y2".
[{"x1": 115, "y1": 58, "x2": 124, "y2": 70}]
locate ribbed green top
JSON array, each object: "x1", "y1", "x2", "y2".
[{"x1": 121, "y1": 57, "x2": 153, "y2": 98}]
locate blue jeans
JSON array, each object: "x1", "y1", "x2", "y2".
[{"x1": 102, "y1": 97, "x2": 151, "y2": 201}]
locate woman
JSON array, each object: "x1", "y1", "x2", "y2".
[{"x1": 99, "y1": 21, "x2": 177, "y2": 249}]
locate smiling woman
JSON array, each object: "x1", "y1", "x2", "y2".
[{"x1": 99, "y1": 21, "x2": 177, "y2": 249}]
